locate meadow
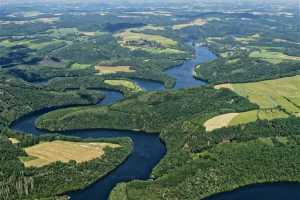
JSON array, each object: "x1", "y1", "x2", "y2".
[
  {"x1": 206, "y1": 75, "x2": 300, "y2": 131},
  {"x1": 115, "y1": 30, "x2": 177, "y2": 48},
  {"x1": 104, "y1": 79, "x2": 143, "y2": 92},
  {"x1": 249, "y1": 49, "x2": 300, "y2": 64},
  {"x1": 172, "y1": 18, "x2": 207, "y2": 30}
]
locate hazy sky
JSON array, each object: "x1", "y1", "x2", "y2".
[
  {"x1": 1, "y1": 0, "x2": 298, "y2": 2},
  {"x1": 1, "y1": 0, "x2": 298, "y2": 5}
]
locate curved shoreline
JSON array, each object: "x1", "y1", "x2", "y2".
[
  {"x1": 10, "y1": 88, "x2": 167, "y2": 200},
  {"x1": 12, "y1": 45, "x2": 299, "y2": 200},
  {"x1": 203, "y1": 182, "x2": 300, "y2": 200}
]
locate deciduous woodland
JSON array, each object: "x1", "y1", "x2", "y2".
[{"x1": 0, "y1": 0, "x2": 300, "y2": 199}]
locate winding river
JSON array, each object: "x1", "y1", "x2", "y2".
[{"x1": 10, "y1": 45, "x2": 299, "y2": 200}]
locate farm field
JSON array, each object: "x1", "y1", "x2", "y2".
[
  {"x1": 71, "y1": 63, "x2": 91, "y2": 69},
  {"x1": 21, "y1": 140, "x2": 120, "y2": 167},
  {"x1": 95, "y1": 66, "x2": 136, "y2": 74},
  {"x1": 104, "y1": 79, "x2": 143, "y2": 92},
  {"x1": 0, "y1": 38, "x2": 65, "y2": 50},
  {"x1": 172, "y1": 18, "x2": 207, "y2": 30},
  {"x1": 207, "y1": 75, "x2": 300, "y2": 130},
  {"x1": 115, "y1": 30, "x2": 177, "y2": 48},
  {"x1": 1, "y1": 1, "x2": 300, "y2": 200},
  {"x1": 234, "y1": 33, "x2": 260, "y2": 43},
  {"x1": 113, "y1": 29, "x2": 183, "y2": 54},
  {"x1": 204, "y1": 113, "x2": 239, "y2": 132},
  {"x1": 249, "y1": 49, "x2": 300, "y2": 64}
]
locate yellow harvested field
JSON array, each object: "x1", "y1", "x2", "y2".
[
  {"x1": 204, "y1": 113, "x2": 239, "y2": 132},
  {"x1": 214, "y1": 83, "x2": 233, "y2": 90},
  {"x1": 104, "y1": 79, "x2": 143, "y2": 92},
  {"x1": 80, "y1": 32, "x2": 96, "y2": 36},
  {"x1": 95, "y1": 66, "x2": 136, "y2": 74},
  {"x1": 9, "y1": 138, "x2": 20, "y2": 144},
  {"x1": 33, "y1": 17, "x2": 59, "y2": 24},
  {"x1": 22, "y1": 140, "x2": 120, "y2": 168},
  {"x1": 173, "y1": 18, "x2": 207, "y2": 30}
]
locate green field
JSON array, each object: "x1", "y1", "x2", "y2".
[
  {"x1": 71, "y1": 63, "x2": 91, "y2": 70},
  {"x1": 104, "y1": 79, "x2": 143, "y2": 92},
  {"x1": 231, "y1": 75, "x2": 300, "y2": 113},
  {"x1": 115, "y1": 30, "x2": 177, "y2": 48},
  {"x1": 213, "y1": 75, "x2": 300, "y2": 128},
  {"x1": 0, "y1": 39, "x2": 65, "y2": 50},
  {"x1": 234, "y1": 33, "x2": 260, "y2": 43},
  {"x1": 249, "y1": 49, "x2": 300, "y2": 64}
]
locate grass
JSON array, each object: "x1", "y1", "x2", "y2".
[
  {"x1": 142, "y1": 47, "x2": 184, "y2": 54},
  {"x1": 21, "y1": 11, "x2": 43, "y2": 17},
  {"x1": 203, "y1": 108, "x2": 288, "y2": 131},
  {"x1": 21, "y1": 140, "x2": 120, "y2": 168},
  {"x1": 124, "y1": 11, "x2": 172, "y2": 16},
  {"x1": 31, "y1": 17, "x2": 60, "y2": 24},
  {"x1": 115, "y1": 30, "x2": 177, "y2": 48},
  {"x1": 249, "y1": 49, "x2": 300, "y2": 64},
  {"x1": 207, "y1": 75, "x2": 300, "y2": 130},
  {"x1": 230, "y1": 75, "x2": 300, "y2": 113},
  {"x1": 172, "y1": 18, "x2": 207, "y2": 30},
  {"x1": 8, "y1": 138, "x2": 20, "y2": 144},
  {"x1": 19, "y1": 156, "x2": 37, "y2": 162},
  {"x1": 104, "y1": 79, "x2": 143, "y2": 92},
  {"x1": 234, "y1": 34, "x2": 260, "y2": 43},
  {"x1": 47, "y1": 28, "x2": 79, "y2": 37},
  {"x1": 204, "y1": 113, "x2": 239, "y2": 132},
  {"x1": 95, "y1": 66, "x2": 136, "y2": 74},
  {"x1": 0, "y1": 39, "x2": 64, "y2": 50},
  {"x1": 71, "y1": 63, "x2": 91, "y2": 70},
  {"x1": 129, "y1": 25, "x2": 165, "y2": 31},
  {"x1": 258, "y1": 109, "x2": 289, "y2": 120},
  {"x1": 229, "y1": 110, "x2": 258, "y2": 126},
  {"x1": 80, "y1": 32, "x2": 96, "y2": 36}
]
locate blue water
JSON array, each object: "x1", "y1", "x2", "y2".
[
  {"x1": 203, "y1": 182, "x2": 300, "y2": 200},
  {"x1": 10, "y1": 45, "x2": 299, "y2": 200},
  {"x1": 166, "y1": 45, "x2": 216, "y2": 89},
  {"x1": 10, "y1": 89, "x2": 166, "y2": 200},
  {"x1": 131, "y1": 78, "x2": 165, "y2": 91}
]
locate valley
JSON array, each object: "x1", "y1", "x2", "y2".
[{"x1": 0, "y1": 0, "x2": 300, "y2": 200}]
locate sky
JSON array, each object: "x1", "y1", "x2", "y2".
[{"x1": 0, "y1": 0, "x2": 298, "y2": 5}]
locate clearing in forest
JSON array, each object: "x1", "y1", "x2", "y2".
[
  {"x1": 20, "y1": 140, "x2": 120, "y2": 168},
  {"x1": 234, "y1": 33, "x2": 260, "y2": 43},
  {"x1": 115, "y1": 30, "x2": 177, "y2": 48},
  {"x1": 249, "y1": 49, "x2": 300, "y2": 64},
  {"x1": 104, "y1": 79, "x2": 143, "y2": 92},
  {"x1": 205, "y1": 75, "x2": 300, "y2": 131},
  {"x1": 80, "y1": 32, "x2": 96, "y2": 36},
  {"x1": 95, "y1": 66, "x2": 136, "y2": 74},
  {"x1": 172, "y1": 18, "x2": 207, "y2": 30},
  {"x1": 204, "y1": 113, "x2": 239, "y2": 132},
  {"x1": 8, "y1": 138, "x2": 20, "y2": 144}
]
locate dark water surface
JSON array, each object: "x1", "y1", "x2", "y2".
[
  {"x1": 165, "y1": 45, "x2": 216, "y2": 89},
  {"x1": 132, "y1": 78, "x2": 165, "y2": 91},
  {"x1": 11, "y1": 45, "x2": 299, "y2": 200},
  {"x1": 203, "y1": 182, "x2": 300, "y2": 200}
]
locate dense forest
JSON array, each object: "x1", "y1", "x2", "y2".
[
  {"x1": 1, "y1": 0, "x2": 300, "y2": 199},
  {"x1": 0, "y1": 130, "x2": 132, "y2": 200},
  {"x1": 37, "y1": 85, "x2": 300, "y2": 200}
]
